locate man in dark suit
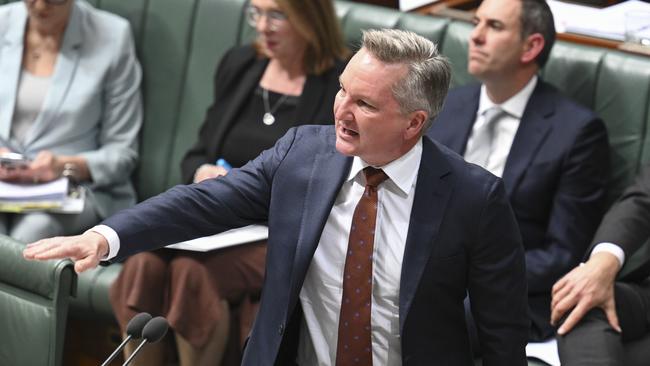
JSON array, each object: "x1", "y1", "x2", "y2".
[
  {"x1": 24, "y1": 29, "x2": 529, "y2": 365},
  {"x1": 551, "y1": 166, "x2": 650, "y2": 365},
  {"x1": 427, "y1": 0, "x2": 609, "y2": 342}
]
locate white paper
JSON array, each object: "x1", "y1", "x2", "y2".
[
  {"x1": 548, "y1": 0, "x2": 650, "y2": 41},
  {"x1": 526, "y1": 338, "x2": 560, "y2": 366},
  {"x1": 399, "y1": 0, "x2": 439, "y2": 11},
  {"x1": 0, "y1": 177, "x2": 68, "y2": 201},
  {"x1": 166, "y1": 225, "x2": 268, "y2": 252}
]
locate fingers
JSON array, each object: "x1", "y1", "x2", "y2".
[
  {"x1": 604, "y1": 298, "x2": 622, "y2": 333},
  {"x1": 551, "y1": 286, "x2": 580, "y2": 326},
  {"x1": 23, "y1": 237, "x2": 70, "y2": 259},
  {"x1": 23, "y1": 235, "x2": 102, "y2": 274},
  {"x1": 557, "y1": 300, "x2": 590, "y2": 335},
  {"x1": 74, "y1": 256, "x2": 99, "y2": 274}
]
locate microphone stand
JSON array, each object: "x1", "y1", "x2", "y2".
[
  {"x1": 122, "y1": 339, "x2": 148, "y2": 366},
  {"x1": 100, "y1": 334, "x2": 132, "y2": 366}
]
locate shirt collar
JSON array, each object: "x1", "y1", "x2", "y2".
[
  {"x1": 478, "y1": 75, "x2": 538, "y2": 119},
  {"x1": 346, "y1": 138, "x2": 422, "y2": 195}
]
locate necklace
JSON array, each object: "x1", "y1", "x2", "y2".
[{"x1": 262, "y1": 87, "x2": 290, "y2": 126}]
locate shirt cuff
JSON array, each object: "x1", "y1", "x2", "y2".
[
  {"x1": 590, "y1": 242, "x2": 625, "y2": 269},
  {"x1": 87, "y1": 224, "x2": 121, "y2": 261}
]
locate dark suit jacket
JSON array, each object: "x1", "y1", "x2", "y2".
[
  {"x1": 427, "y1": 80, "x2": 610, "y2": 340},
  {"x1": 180, "y1": 45, "x2": 345, "y2": 183},
  {"x1": 104, "y1": 126, "x2": 529, "y2": 365},
  {"x1": 590, "y1": 165, "x2": 650, "y2": 281}
]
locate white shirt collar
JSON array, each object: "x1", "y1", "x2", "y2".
[
  {"x1": 478, "y1": 75, "x2": 538, "y2": 119},
  {"x1": 346, "y1": 138, "x2": 422, "y2": 196}
]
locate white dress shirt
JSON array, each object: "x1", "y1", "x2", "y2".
[
  {"x1": 297, "y1": 139, "x2": 422, "y2": 366},
  {"x1": 464, "y1": 75, "x2": 538, "y2": 177}
]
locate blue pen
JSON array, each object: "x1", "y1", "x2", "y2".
[{"x1": 216, "y1": 158, "x2": 232, "y2": 171}]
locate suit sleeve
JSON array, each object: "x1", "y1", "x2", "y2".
[
  {"x1": 592, "y1": 165, "x2": 650, "y2": 257},
  {"x1": 180, "y1": 48, "x2": 238, "y2": 183},
  {"x1": 469, "y1": 178, "x2": 529, "y2": 366},
  {"x1": 525, "y1": 116, "x2": 609, "y2": 293},
  {"x1": 104, "y1": 127, "x2": 299, "y2": 262}
]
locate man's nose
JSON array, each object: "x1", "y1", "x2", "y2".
[
  {"x1": 470, "y1": 23, "x2": 486, "y2": 45},
  {"x1": 334, "y1": 98, "x2": 353, "y2": 121}
]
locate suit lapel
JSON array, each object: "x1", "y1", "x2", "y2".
[
  {"x1": 399, "y1": 138, "x2": 453, "y2": 331},
  {"x1": 501, "y1": 82, "x2": 554, "y2": 197},
  {"x1": 0, "y1": 5, "x2": 27, "y2": 143},
  {"x1": 23, "y1": 3, "x2": 83, "y2": 148},
  {"x1": 288, "y1": 144, "x2": 351, "y2": 301}
]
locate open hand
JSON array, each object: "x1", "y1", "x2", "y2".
[
  {"x1": 23, "y1": 231, "x2": 109, "y2": 273},
  {"x1": 551, "y1": 252, "x2": 621, "y2": 335}
]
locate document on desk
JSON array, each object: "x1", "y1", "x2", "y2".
[
  {"x1": 0, "y1": 177, "x2": 68, "y2": 201},
  {"x1": 0, "y1": 178, "x2": 79, "y2": 213},
  {"x1": 399, "y1": 0, "x2": 439, "y2": 11},
  {"x1": 166, "y1": 225, "x2": 269, "y2": 252},
  {"x1": 549, "y1": 0, "x2": 650, "y2": 41}
]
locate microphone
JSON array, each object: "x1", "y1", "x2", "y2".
[
  {"x1": 122, "y1": 316, "x2": 169, "y2": 366},
  {"x1": 100, "y1": 312, "x2": 152, "y2": 366}
]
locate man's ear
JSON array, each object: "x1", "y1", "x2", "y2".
[
  {"x1": 405, "y1": 110, "x2": 428, "y2": 139},
  {"x1": 521, "y1": 33, "x2": 545, "y2": 65}
]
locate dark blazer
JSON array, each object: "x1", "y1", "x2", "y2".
[
  {"x1": 427, "y1": 80, "x2": 610, "y2": 340},
  {"x1": 180, "y1": 45, "x2": 345, "y2": 183},
  {"x1": 590, "y1": 165, "x2": 650, "y2": 281},
  {"x1": 104, "y1": 126, "x2": 529, "y2": 366}
]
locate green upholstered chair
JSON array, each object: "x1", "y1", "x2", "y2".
[{"x1": 0, "y1": 234, "x2": 76, "y2": 366}]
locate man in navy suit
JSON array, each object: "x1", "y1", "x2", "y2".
[
  {"x1": 25, "y1": 29, "x2": 529, "y2": 365},
  {"x1": 427, "y1": 0, "x2": 609, "y2": 342}
]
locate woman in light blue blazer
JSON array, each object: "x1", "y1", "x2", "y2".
[{"x1": 0, "y1": 0, "x2": 142, "y2": 242}]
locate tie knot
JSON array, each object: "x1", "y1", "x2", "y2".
[
  {"x1": 363, "y1": 167, "x2": 388, "y2": 188},
  {"x1": 483, "y1": 106, "x2": 506, "y2": 124}
]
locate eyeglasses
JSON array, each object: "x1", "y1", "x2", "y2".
[
  {"x1": 24, "y1": 0, "x2": 69, "y2": 5},
  {"x1": 245, "y1": 5, "x2": 288, "y2": 31}
]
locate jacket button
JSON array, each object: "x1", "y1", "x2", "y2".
[{"x1": 278, "y1": 324, "x2": 284, "y2": 335}]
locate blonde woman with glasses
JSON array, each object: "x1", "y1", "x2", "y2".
[{"x1": 109, "y1": 0, "x2": 348, "y2": 365}]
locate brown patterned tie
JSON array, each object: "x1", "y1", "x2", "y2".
[{"x1": 336, "y1": 167, "x2": 388, "y2": 366}]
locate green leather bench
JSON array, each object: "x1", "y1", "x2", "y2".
[
  {"x1": 2, "y1": 0, "x2": 650, "y2": 364},
  {"x1": 0, "y1": 235, "x2": 75, "y2": 366}
]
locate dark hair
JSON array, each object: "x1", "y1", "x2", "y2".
[{"x1": 519, "y1": 0, "x2": 556, "y2": 68}]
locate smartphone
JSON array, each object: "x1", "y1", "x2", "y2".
[{"x1": 0, "y1": 152, "x2": 31, "y2": 168}]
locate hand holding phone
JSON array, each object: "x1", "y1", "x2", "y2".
[{"x1": 0, "y1": 152, "x2": 31, "y2": 169}]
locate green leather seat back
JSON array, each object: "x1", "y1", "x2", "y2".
[
  {"x1": 166, "y1": 0, "x2": 249, "y2": 188},
  {"x1": 335, "y1": 0, "x2": 448, "y2": 51},
  {"x1": 440, "y1": 21, "x2": 476, "y2": 88},
  {"x1": 540, "y1": 41, "x2": 605, "y2": 111},
  {"x1": 596, "y1": 52, "x2": 650, "y2": 202}
]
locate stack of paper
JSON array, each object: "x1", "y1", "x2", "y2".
[
  {"x1": 549, "y1": 0, "x2": 650, "y2": 41},
  {"x1": 0, "y1": 177, "x2": 68, "y2": 212}
]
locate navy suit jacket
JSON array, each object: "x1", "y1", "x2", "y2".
[
  {"x1": 427, "y1": 80, "x2": 609, "y2": 340},
  {"x1": 105, "y1": 125, "x2": 529, "y2": 365}
]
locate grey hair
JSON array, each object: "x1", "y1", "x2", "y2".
[{"x1": 361, "y1": 29, "x2": 451, "y2": 131}]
